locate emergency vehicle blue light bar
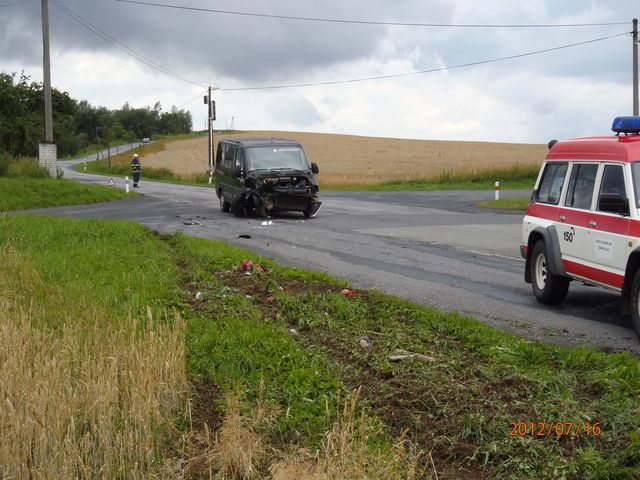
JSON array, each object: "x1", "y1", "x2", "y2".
[{"x1": 611, "y1": 116, "x2": 640, "y2": 134}]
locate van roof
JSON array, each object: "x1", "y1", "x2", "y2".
[
  {"x1": 546, "y1": 134, "x2": 640, "y2": 163},
  {"x1": 219, "y1": 137, "x2": 303, "y2": 148}
]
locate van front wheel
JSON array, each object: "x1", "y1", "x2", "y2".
[
  {"x1": 219, "y1": 191, "x2": 231, "y2": 212},
  {"x1": 530, "y1": 240, "x2": 569, "y2": 305}
]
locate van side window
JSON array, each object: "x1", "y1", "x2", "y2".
[
  {"x1": 235, "y1": 148, "x2": 244, "y2": 169},
  {"x1": 216, "y1": 144, "x2": 223, "y2": 168},
  {"x1": 598, "y1": 164, "x2": 627, "y2": 209},
  {"x1": 564, "y1": 164, "x2": 598, "y2": 210},
  {"x1": 224, "y1": 145, "x2": 237, "y2": 169},
  {"x1": 536, "y1": 163, "x2": 568, "y2": 205}
]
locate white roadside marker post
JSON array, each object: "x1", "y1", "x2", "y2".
[
  {"x1": 495, "y1": 180, "x2": 500, "y2": 201},
  {"x1": 125, "y1": 176, "x2": 130, "y2": 193}
]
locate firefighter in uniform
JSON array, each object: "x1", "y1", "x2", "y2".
[{"x1": 131, "y1": 153, "x2": 141, "y2": 187}]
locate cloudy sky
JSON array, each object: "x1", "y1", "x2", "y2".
[{"x1": 1, "y1": 0, "x2": 638, "y2": 143}]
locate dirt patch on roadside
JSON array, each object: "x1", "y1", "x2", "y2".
[{"x1": 143, "y1": 131, "x2": 546, "y2": 187}]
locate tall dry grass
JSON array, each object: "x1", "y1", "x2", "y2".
[
  {"x1": 0, "y1": 245, "x2": 188, "y2": 479},
  {"x1": 185, "y1": 386, "x2": 424, "y2": 480},
  {"x1": 139, "y1": 131, "x2": 547, "y2": 188}
]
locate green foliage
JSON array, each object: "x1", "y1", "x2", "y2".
[{"x1": 0, "y1": 71, "x2": 193, "y2": 158}]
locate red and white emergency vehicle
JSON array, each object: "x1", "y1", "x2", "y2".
[{"x1": 521, "y1": 116, "x2": 640, "y2": 339}]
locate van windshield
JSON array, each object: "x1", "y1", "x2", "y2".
[
  {"x1": 631, "y1": 162, "x2": 640, "y2": 207},
  {"x1": 246, "y1": 146, "x2": 309, "y2": 171}
]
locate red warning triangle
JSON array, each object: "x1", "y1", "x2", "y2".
[{"x1": 107, "y1": 178, "x2": 116, "y2": 187}]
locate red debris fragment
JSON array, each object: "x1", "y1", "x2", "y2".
[
  {"x1": 341, "y1": 288, "x2": 355, "y2": 297},
  {"x1": 265, "y1": 295, "x2": 275, "y2": 304}
]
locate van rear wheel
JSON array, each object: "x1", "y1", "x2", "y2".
[
  {"x1": 629, "y1": 270, "x2": 640, "y2": 339},
  {"x1": 530, "y1": 240, "x2": 569, "y2": 305}
]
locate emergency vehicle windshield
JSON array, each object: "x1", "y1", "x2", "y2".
[
  {"x1": 246, "y1": 147, "x2": 309, "y2": 171},
  {"x1": 632, "y1": 162, "x2": 640, "y2": 208}
]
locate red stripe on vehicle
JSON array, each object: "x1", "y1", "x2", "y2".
[
  {"x1": 563, "y1": 260, "x2": 624, "y2": 289},
  {"x1": 526, "y1": 203, "x2": 557, "y2": 220}
]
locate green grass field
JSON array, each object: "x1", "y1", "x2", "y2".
[
  {"x1": 0, "y1": 177, "x2": 131, "y2": 211},
  {"x1": 1, "y1": 155, "x2": 637, "y2": 478}
]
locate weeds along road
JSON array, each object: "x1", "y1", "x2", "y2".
[{"x1": 44, "y1": 160, "x2": 640, "y2": 355}]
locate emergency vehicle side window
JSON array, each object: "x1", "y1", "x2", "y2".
[
  {"x1": 631, "y1": 162, "x2": 640, "y2": 207},
  {"x1": 564, "y1": 164, "x2": 598, "y2": 210},
  {"x1": 536, "y1": 163, "x2": 568, "y2": 205},
  {"x1": 598, "y1": 165, "x2": 627, "y2": 210}
]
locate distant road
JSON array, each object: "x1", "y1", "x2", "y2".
[{"x1": 41, "y1": 161, "x2": 640, "y2": 355}]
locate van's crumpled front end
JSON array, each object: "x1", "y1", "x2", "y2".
[
  {"x1": 240, "y1": 169, "x2": 322, "y2": 218},
  {"x1": 216, "y1": 138, "x2": 322, "y2": 218}
]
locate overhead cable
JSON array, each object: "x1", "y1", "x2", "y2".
[
  {"x1": 112, "y1": 0, "x2": 628, "y2": 28},
  {"x1": 52, "y1": 0, "x2": 206, "y2": 88},
  {"x1": 0, "y1": 0, "x2": 36, "y2": 7},
  {"x1": 221, "y1": 31, "x2": 630, "y2": 91}
]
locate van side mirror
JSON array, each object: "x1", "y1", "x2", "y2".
[
  {"x1": 311, "y1": 162, "x2": 319, "y2": 174},
  {"x1": 598, "y1": 193, "x2": 629, "y2": 216},
  {"x1": 233, "y1": 165, "x2": 242, "y2": 178}
]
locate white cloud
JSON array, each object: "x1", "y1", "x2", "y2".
[{"x1": 1, "y1": 0, "x2": 637, "y2": 143}]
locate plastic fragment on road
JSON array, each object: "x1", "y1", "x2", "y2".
[
  {"x1": 265, "y1": 295, "x2": 275, "y2": 304},
  {"x1": 195, "y1": 291, "x2": 203, "y2": 301},
  {"x1": 359, "y1": 336, "x2": 372, "y2": 349},
  {"x1": 261, "y1": 220, "x2": 274, "y2": 226},
  {"x1": 341, "y1": 288, "x2": 355, "y2": 297}
]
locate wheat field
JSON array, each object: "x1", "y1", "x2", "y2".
[{"x1": 141, "y1": 131, "x2": 547, "y2": 187}]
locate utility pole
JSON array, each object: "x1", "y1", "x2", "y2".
[
  {"x1": 205, "y1": 86, "x2": 217, "y2": 183},
  {"x1": 633, "y1": 18, "x2": 638, "y2": 116},
  {"x1": 207, "y1": 86, "x2": 213, "y2": 179},
  {"x1": 39, "y1": 0, "x2": 57, "y2": 177}
]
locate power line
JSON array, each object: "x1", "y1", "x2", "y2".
[
  {"x1": 221, "y1": 31, "x2": 630, "y2": 91},
  {"x1": 0, "y1": 0, "x2": 36, "y2": 7},
  {"x1": 112, "y1": 0, "x2": 628, "y2": 28},
  {"x1": 51, "y1": 0, "x2": 206, "y2": 88}
]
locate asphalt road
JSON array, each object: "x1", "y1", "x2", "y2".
[{"x1": 32, "y1": 159, "x2": 640, "y2": 354}]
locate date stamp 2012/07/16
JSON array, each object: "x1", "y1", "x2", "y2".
[{"x1": 509, "y1": 421, "x2": 602, "y2": 437}]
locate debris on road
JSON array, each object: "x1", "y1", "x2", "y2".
[
  {"x1": 195, "y1": 291, "x2": 203, "y2": 301},
  {"x1": 359, "y1": 336, "x2": 372, "y2": 349},
  {"x1": 341, "y1": 288, "x2": 355, "y2": 297}
]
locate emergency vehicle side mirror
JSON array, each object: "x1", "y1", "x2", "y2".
[
  {"x1": 232, "y1": 165, "x2": 242, "y2": 178},
  {"x1": 598, "y1": 193, "x2": 629, "y2": 216}
]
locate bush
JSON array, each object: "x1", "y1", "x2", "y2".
[
  {"x1": 0, "y1": 154, "x2": 49, "y2": 178},
  {"x1": 0, "y1": 152, "x2": 10, "y2": 176}
]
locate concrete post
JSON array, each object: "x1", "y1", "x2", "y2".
[{"x1": 39, "y1": 143, "x2": 57, "y2": 177}]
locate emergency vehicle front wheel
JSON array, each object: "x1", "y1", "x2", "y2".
[
  {"x1": 629, "y1": 270, "x2": 640, "y2": 339},
  {"x1": 531, "y1": 240, "x2": 569, "y2": 305}
]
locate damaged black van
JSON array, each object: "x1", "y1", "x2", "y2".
[{"x1": 215, "y1": 138, "x2": 321, "y2": 218}]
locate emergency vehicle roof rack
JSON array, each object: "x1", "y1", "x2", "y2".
[{"x1": 612, "y1": 116, "x2": 640, "y2": 135}]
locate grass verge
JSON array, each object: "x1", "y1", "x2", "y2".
[
  {"x1": 0, "y1": 177, "x2": 132, "y2": 211},
  {"x1": 2, "y1": 215, "x2": 638, "y2": 479},
  {"x1": 476, "y1": 197, "x2": 530, "y2": 211}
]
